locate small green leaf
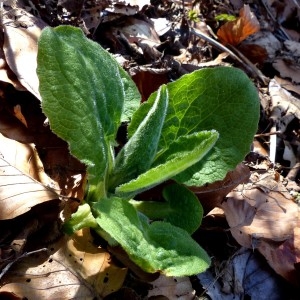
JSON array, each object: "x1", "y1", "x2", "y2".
[
  {"x1": 215, "y1": 14, "x2": 237, "y2": 21},
  {"x1": 130, "y1": 183, "x2": 203, "y2": 234},
  {"x1": 63, "y1": 203, "x2": 98, "y2": 235},
  {"x1": 116, "y1": 130, "x2": 219, "y2": 197},
  {"x1": 109, "y1": 85, "x2": 168, "y2": 189},
  {"x1": 37, "y1": 26, "x2": 140, "y2": 199},
  {"x1": 93, "y1": 197, "x2": 210, "y2": 276},
  {"x1": 162, "y1": 183, "x2": 203, "y2": 234},
  {"x1": 128, "y1": 67, "x2": 259, "y2": 187}
]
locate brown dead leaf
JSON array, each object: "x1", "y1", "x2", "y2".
[
  {"x1": 269, "y1": 78, "x2": 300, "y2": 133},
  {"x1": 273, "y1": 59, "x2": 300, "y2": 84},
  {"x1": 274, "y1": 76, "x2": 300, "y2": 96},
  {"x1": 0, "y1": 229, "x2": 127, "y2": 298},
  {"x1": 198, "y1": 248, "x2": 287, "y2": 299},
  {"x1": 217, "y1": 4, "x2": 260, "y2": 46},
  {"x1": 0, "y1": 133, "x2": 59, "y2": 220},
  {"x1": 148, "y1": 275, "x2": 195, "y2": 299},
  {"x1": 0, "y1": 108, "x2": 33, "y2": 144},
  {"x1": 0, "y1": 59, "x2": 25, "y2": 90},
  {"x1": 113, "y1": 17, "x2": 162, "y2": 61},
  {"x1": 222, "y1": 171, "x2": 300, "y2": 285},
  {"x1": 64, "y1": 229, "x2": 127, "y2": 296},
  {"x1": 3, "y1": 8, "x2": 47, "y2": 100},
  {"x1": 0, "y1": 156, "x2": 58, "y2": 220},
  {"x1": 132, "y1": 70, "x2": 169, "y2": 102}
]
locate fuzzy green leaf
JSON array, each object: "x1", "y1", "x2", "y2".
[
  {"x1": 116, "y1": 130, "x2": 219, "y2": 197},
  {"x1": 130, "y1": 183, "x2": 203, "y2": 234},
  {"x1": 109, "y1": 85, "x2": 168, "y2": 189},
  {"x1": 63, "y1": 203, "x2": 98, "y2": 235},
  {"x1": 93, "y1": 197, "x2": 210, "y2": 276},
  {"x1": 162, "y1": 183, "x2": 203, "y2": 233},
  {"x1": 128, "y1": 67, "x2": 259, "y2": 187},
  {"x1": 37, "y1": 26, "x2": 140, "y2": 199}
]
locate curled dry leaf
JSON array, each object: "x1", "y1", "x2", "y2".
[
  {"x1": 217, "y1": 4, "x2": 260, "y2": 46},
  {"x1": 0, "y1": 229, "x2": 127, "y2": 299},
  {"x1": 222, "y1": 171, "x2": 300, "y2": 285}
]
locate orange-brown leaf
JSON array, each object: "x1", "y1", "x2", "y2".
[{"x1": 217, "y1": 5, "x2": 260, "y2": 46}]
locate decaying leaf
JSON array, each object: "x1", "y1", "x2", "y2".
[
  {"x1": 269, "y1": 78, "x2": 300, "y2": 133},
  {"x1": 2, "y1": 7, "x2": 47, "y2": 99},
  {"x1": 0, "y1": 229, "x2": 127, "y2": 298},
  {"x1": 0, "y1": 109, "x2": 33, "y2": 144},
  {"x1": 112, "y1": 17, "x2": 162, "y2": 61},
  {"x1": 222, "y1": 171, "x2": 300, "y2": 285},
  {"x1": 198, "y1": 248, "x2": 287, "y2": 299},
  {"x1": 107, "y1": 0, "x2": 150, "y2": 15},
  {"x1": 273, "y1": 59, "x2": 300, "y2": 85},
  {"x1": 217, "y1": 4, "x2": 260, "y2": 46},
  {"x1": 0, "y1": 55, "x2": 25, "y2": 90},
  {"x1": 0, "y1": 157, "x2": 58, "y2": 220},
  {"x1": 60, "y1": 228, "x2": 128, "y2": 297},
  {"x1": 274, "y1": 76, "x2": 300, "y2": 96},
  {"x1": 0, "y1": 133, "x2": 58, "y2": 220},
  {"x1": 148, "y1": 275, "x2": 195, "y2": 299}
]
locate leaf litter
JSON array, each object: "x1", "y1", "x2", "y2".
[{"x1": 0, "y1": 0, "x2": 300, "y2": 298}]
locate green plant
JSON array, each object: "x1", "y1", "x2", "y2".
[
  {"x1": 188, "y1": 10, "x2": 200, "y2": 22},
  {"x1": 37, "y1": 26, "x2": 259, "y2": 276}
]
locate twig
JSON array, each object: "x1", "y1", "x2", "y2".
[
  {"x1": 0, "y1": 248, "x2": 48, "y2": 280},
  {"x1": 189, "y1": 27, "x2": 269, "y2": 84}
]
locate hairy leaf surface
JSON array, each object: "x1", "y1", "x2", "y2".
[
  {"x1": 94, "y1": 197, "x2": 210, "y2": 276},
  {"x1": 116, "y1": 130, "x2": 218, "y2": 196},
  {"x1": 109, "y1": 85, "x2": 168, "y2": 189},
  {"x1": 128, "y1": 67, "x2": 259, "y2": 186},
  {"x1": 37, "y1": 26, "x2": 140, "y2": 198}
]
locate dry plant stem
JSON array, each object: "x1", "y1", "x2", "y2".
[
  {"x1": 190, "y1": 28, "x2": 269, "y2": 84},
  {"x1": 0, "y1": 248, "x2": 48, "y2": 280}
]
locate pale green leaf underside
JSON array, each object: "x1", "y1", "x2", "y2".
[
  {"x1": 116, "y1": 130, "x2": 219, "y2": 196},
  {"x1": 94, "y1": 197, "x2": 210, "y2": 276},
  {"x1": 128, "y1": 67, "x2": 260, "y2": 186},
  {"x1": 37, "y1": 26, "x2": 140, "y2": 189}
]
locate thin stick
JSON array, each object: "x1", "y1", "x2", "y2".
[
  {"x1": 189, "y1": 27, "x2": 269, "y2": 84},
  {"x1": 0, "y1": 248, "x2": 48, "y2": 280}
]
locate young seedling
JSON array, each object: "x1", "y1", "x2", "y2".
[{"x1": 37, "y1": 25, "x2": 259, "y2": 276}]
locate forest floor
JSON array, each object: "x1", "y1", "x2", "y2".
[{"x1": 0, "y1": 0, "x2": 300, "y2": 299}]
